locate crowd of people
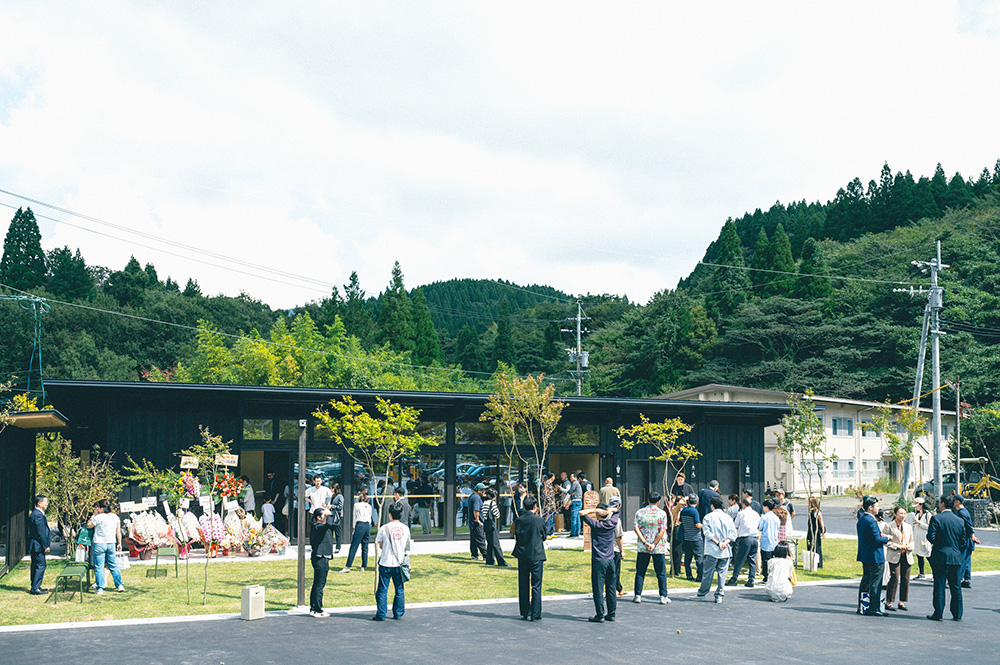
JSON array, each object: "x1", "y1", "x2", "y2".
[{"x1": 25, "y1": 467, "x2": 985, "y2": 627}]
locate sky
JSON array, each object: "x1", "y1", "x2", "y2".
[{"x1": 1, "y1": 2, "x2": 1000, "y2": 309}]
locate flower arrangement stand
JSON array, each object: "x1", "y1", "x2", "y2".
[{"x1": 152, "y1": 546, "x2": 179, "y2": 578}]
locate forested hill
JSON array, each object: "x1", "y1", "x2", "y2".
[{"x1": 3, "y1": 158, "x2": 1000, "y2": 407}]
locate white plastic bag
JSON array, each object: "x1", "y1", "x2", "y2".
[
  {"x1": 802, "y1": 550, "x2": 820, "y2": 571},
  {"x1": 115, "y1": 551, "x2": 131, "y2": 571},
  {"x1": 74, "y1": 546, "x2": 86, "y2": 563}
]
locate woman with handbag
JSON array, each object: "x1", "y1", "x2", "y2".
[{"x1": 372, "y1": 502, "x2": 411, "y2": 621}]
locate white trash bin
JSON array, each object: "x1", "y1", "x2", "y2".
[{"x1": 241, "y1": 585, "x2": 265, "y2": 620}]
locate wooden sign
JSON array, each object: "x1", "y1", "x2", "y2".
[
  {"x1": 180, "y1": 456, "x2": 199, "y2": 469},
  {"x1": 582, "y1": 489, "x2": 600, "y2": 552},
  {"x1": 215, "y1": 454, "x2": 238, "y2": 467},
  {"x1": 142, "y1": 496, "x2": 157, "y2": 507}
]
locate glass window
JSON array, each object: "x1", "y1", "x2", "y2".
[
  {"x1": 862, "y1": 459, "x2": 883, "y2": 478},
  {"x1": 243, "y1": 419, "x2": 272, "y2": 440},
  {"x1": 799, "y1": 458, "x2": 825, "y2": 484},
  {"x1": 456, "y1": 422, "x2": 501, "y2": 446},
  {"x1": 398, "y1": 452, "x2": 446, "y2": 536},
  {"x1": 454, "y1": 453, "x2": 522, "y2": 532},
  {"x1": 278, "y1": 420, "x2": 301, "y2": 440},
  {"x1": 549, "y1": 424, "x2": 599, "y2": 447},
  {"x1": 832, "y1": 459, "x2": 855, "y2": 479},
  {"x1": 831, "y1": 417, "x2": 853, "y2": 437}
]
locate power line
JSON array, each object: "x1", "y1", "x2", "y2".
[
  {"x1": 0, "y1": 281, "x2": 499, "y2": 389},
  {"x1": 697, "y1": 260, "x2": 918, "y2": 286}
]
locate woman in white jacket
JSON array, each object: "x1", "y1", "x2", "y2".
[
  {"x1": 764, "y1": 541, "x2": 794, "y2": 602},
  {"x1": 908, "y1": 498, "x2": 932, "y2": 579},
  {"x1": 884, "y1": 506, "x2": 914, "y2": 611}
]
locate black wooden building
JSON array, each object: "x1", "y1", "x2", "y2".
[{"x1": 24, "y1": 380, "x2": 786, "y2": 544}]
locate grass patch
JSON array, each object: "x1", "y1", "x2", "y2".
[{"x1": 1, "y1": 539, "x2": 998, "y2": 626}]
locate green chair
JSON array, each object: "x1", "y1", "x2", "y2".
[
  {"x1": 153, "y1": 546, "x2": 179, "y2": 578},
  {"x1": 54, "y1": 562, "x2": 91, "y2": 604}
]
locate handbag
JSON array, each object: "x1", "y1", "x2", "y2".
[
  {"x1": 76, "y1": 526, "x2": 94, "y2": 547},
  {"x1": 115, "y1": 550, "x2": 131, "y2": 571}
]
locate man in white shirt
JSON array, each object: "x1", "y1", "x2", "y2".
[
  {"x1": 373, "y1": 503, "x2": 411, "y2": 621},
  {"x1": 727, "y1": 496, "x2": 761, "y2": 588},
  {"x1": 305, "y1": 475, "x2": 332, "y2": 513},
  {"x1": 86, "y1": 499, "x2": 124, "y2": 594},
  {"x1": 697, "y1": 496, "x2": 737, "y2": 603}
]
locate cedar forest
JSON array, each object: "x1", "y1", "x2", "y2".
[{"x1": 5, "y1": 160, "x2": 1000, "y2": 462}]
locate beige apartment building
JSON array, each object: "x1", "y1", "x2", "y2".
[{"x1": 660, "y1": 384, "x2": 957, "y2": 496}]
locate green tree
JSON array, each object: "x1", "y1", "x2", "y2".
[
  {"x1": 46, "y1": 246, "x2": 94, "y2": 300},
  {"x1": 314, "y1": 396, "x2": 437, "y2": 528},
  {"x1": 455, "y1": 324, "x2": 486, "y2": 373},
  {"x1": 0, "y1": 207, "x2": 47, "y2": 291},
  {"x1": 866, "y1": 402, "x2": 928, "y2": 502},
  {"x1": 377, "y1": 262, "x2": 415, "y2": 354},
  {"x1": 480, "y1": 370, "x2": 568, "y2": 501},
  {"x1": 492, "y1": 297, "x2": 516, "y2": 369},
  {"x1": 705, "y1": 219, "x2": 752, "y2": 321},
  {"x1": 946, "y1": 172, "x2": 973, "y2": 210},
  {"x1": 750, "y1": 228, "x2": 771, "y2": 292},
  {"x1": 793, "y1": 237, "x2": 833, "y2": 300},
  {"x1": 775, "y1": 389, "x2": 831, "y2": 501},
  {"x1": 410, "y1": 287, "x2": 443, "y2": 366},
  {"x1": 929, "y1": 163, "x2": 948, "y2": 213},
  {"x1": 341, "y1": 271, "x2": 375, "y2": 346},
  {"x1": 183, "y1": 278, "x2": 202, "y2": 298},
  {"x1": 763, "y1": 223, "x2": 795, "y2": 297},
  {"x1": 104, "y1": 256, "x2": 150, "y2": 306}
]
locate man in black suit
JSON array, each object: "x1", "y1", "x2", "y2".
[
  {"x1": 513, "y1": 495, "x2": 546, "y2": 621},
  {"x1": 698, "y1": 480, "x2": 721, "y2": 521},
  {"x1": 926, "y1": 494, "x2": 972, "y2": 621},
  {"x1": 27, "y1": 495, "x2": 50, "y2": 595},
  {"x1": 309, "y1": 507, "x2": 336, "y2": 617}
]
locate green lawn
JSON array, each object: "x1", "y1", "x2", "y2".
[{"x1": 1, "y1": 539, "x2": 997, "y2": 626}]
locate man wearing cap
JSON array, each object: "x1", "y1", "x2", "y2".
[{"x1": 468, "y1": 483, "x2": 488, "y2": 560}]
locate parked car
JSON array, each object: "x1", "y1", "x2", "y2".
[{"x1": 917, "y1": 470, "x2": 983, "y2": 498}]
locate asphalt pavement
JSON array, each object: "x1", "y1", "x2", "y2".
[{"x1": 3, "y1": 573, "x2": 999, "y2": 665}]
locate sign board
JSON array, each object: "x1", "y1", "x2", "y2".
[
  {"x1": 224, "y1": 499, "x2": 239, "y2": 511},
  {"x1": 198, "y1": 495, "x2": 212, "y2": 508},
  {"x1": 216, "y1": 454, "x2": 239, "y2": 467},
  {"x1": 180, "y1": 498, "x2": 191, "y2": 509},
  {"x1": 162, "y1": 500, "x2": 173, "y2": 516},
  {"x1": 142, "y1": 496, "x2": 157, "y2": 508},
  {"x1": 119, "y1": 501, "x2": 137, "y2": 513},
  {"x1": 180, "y1": 456, "x2": 199, "y2": 469}
]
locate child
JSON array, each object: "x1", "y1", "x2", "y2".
[
  {"x1": 261, "y1": 500, "x2": 275, "y2": 527},
  {"x1": 764, "y1": 541, "x2": 794, "y2": 602}
]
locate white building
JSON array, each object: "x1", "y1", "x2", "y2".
[{"x1": 659, "y1": 384, "x2": 957, "y2": 496}]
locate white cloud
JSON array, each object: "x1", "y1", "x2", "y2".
[{"x1": 1, "y1": 1, "x2": 999, "y2": 311}]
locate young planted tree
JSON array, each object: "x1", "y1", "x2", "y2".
[
  {"x1": 775, "y1": 390, "x2": 831, "y2": 500},
  {"x1": 616, "y1": 414, "x2": 696, "y2": 577},
  {"x1": 178, "y1": 426, "x2": 238, "y2": 604},
  {"x1": 35, "y1": 435, "x2": 125, "y2": 558},
  {"x1": 866, "y1": 402, "x2": 928, "y2": 503},
  {"x1": 314, "y1": 396, "x2": 437, "y2": 530},
  {"x1": 480, "y1": 370, "x2": 568, "y2": 506}
]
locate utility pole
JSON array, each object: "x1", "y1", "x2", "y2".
[
  {"x1": 562, "y1": 301, "x2": 590, "y2": 396},
  {"x1": 909, "y1": 241, "x2": 948, "y2": 496}
]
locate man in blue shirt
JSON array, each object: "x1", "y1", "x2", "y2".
[
  {"x1": 679, "y1": 494, "x2": 703, "y2": 582},
  {"x1": 758, "y1": 498, "x2": 780, "y2": 583},
  {"x1": 580, "y1": 502, "x2": 620, "y2": 623},
  {"x1": 856, "y1": 495, "x2": 890, "y2": 616},
  {"x1": 697, "y1": 480, "x2": 721, "y2": 521},
  {"x1": 568, "y1": 473, "x2": 583, "y2": 537},
  {"x1": 468, "y1": 484, "x2": 488, "y2": 560}
]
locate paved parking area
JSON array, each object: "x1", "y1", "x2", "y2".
[{"x1": 3, "y1": 574, "x2": 998, "y2": 665}]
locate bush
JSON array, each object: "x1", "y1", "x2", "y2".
[{"x1": 870, "y1": 476, "x2": 901, "y2": 494}]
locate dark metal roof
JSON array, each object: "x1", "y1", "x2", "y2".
[{"x1": 44, "y1": 379, "x2": 789, "y2": 423}]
